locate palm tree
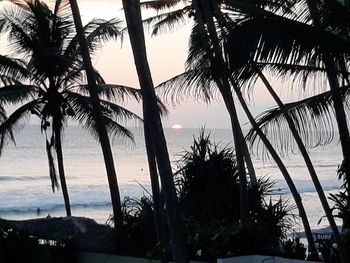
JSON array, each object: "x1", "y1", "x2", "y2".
[
  {"x1": 122, "y1": 1, "x2": 188, "y2": 262},
  {"x1": 193, "y1": 0, "x2": 253, "y2": 221},
  {"x1": 0, "y1": 0, "x2": 141, "y2": 218},
  {"x1": 143, "y1": 120, "x2": 168, "y2": 263},
  {"x1": 67, "y1": 0, "x2": 126, "y2": 226},
  {"x1": 304, "y1": 1, "x2": 350, "y2": 235},
  {"x1": 143, "y1": 0, "x2": 259, "y2": 188},
  {"x1": 143, "y1": 0, "x2": 323, "y2": 256},
  {"x1": 143, "y1": 0, "x2": 303, "y2": 221},
  {"x1": 224, "y1": 0, "x2": 350, "y2": 186},
  {"x1": 143, "y1": 0, "x2": 253, "y2": 222},
  {"x1": 306, "y1": 0, "x2": 350, "y2": 138},
  {"x1": 154, "y1": 30, "x2": 319, "y2": 263},
  {"x1": 257, "y1": 71, "x2": 348, "y2": 261},
  {"x1": 220, "y1": 2, "x2": 350, "y2": 260}
]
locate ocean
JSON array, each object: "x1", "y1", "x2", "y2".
[{"x1": 0, "y1": 125, "x2": 343, "y2": 232}]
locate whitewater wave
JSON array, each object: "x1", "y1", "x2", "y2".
[
  {"x1": 279, "y1": 177, "x2": 341, "y2": 193},
  {"x1": 0, "y1": 182, "x2": 341, "y2": 215},
  {"x1": 269, "y1": 184, "x2": 340, "y2": 195},
  {"x1": 255, "y1": 164, "x2": 339, "y2": 172},
  {"x1": 0, "y1": 201, "x2": 112, "y2": 214}
]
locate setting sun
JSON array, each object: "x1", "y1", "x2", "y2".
[{"x1": 171, "y1": 124, "x2": 182, "y2": 129}]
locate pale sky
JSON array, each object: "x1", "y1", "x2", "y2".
[
  {"x1": 0, "y1": 0, "x2": 293, "y2": 129},
  {"x1": 78, "y1": 0, "x2": 281, "y2": 130}
]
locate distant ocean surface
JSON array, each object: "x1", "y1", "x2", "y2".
[{"x1": 0, "y1": 125, "x2": 343, "y2": 230}]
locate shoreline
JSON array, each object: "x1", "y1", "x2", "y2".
[{"x1": 0, "y1": 189, "x2": 342, "y2": 231}]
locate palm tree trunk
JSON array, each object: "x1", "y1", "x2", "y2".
[
  {"x1": 68, "y1": 0, "x2": 123, "y2": 228},
  {"x1": 258, "y1": 70, "x2": 347, "y2": 262},
  {"x1": 144, "y1": 119, "x2": 168, "y2": 263},
  {"x1": 306, "y1": 0, "x2": 350, "y2": 230},
  {"x1": 232, "y1": 80, "x2": 318, "y2": 259},
  {"x1": 242, "y1": 130, "x2": 257, "y2": 186},
  {"x1": 193, "y1": 0, "x2": 250, "y2": 221},
  {"x1": 305, "y1": 0, "x2": 350, "y2": 155},
  {"x1": 54, "y1": 127, "x2": 72, "y2": 217},
  {"x1": 208, "y1": 0, "x2": 259, "y2": 187},
  {"x1": 220, "y1": 86, "x2": 250, "y2": 221},
  {"x1": 122, "y1": 1, "x2": 188, "y2": 262}
]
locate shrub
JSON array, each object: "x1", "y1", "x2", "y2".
[{"x1": 174, "y1": 130, "x2": 293, "y2": 260}]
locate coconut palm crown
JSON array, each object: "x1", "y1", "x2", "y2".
[{"x1": 0, "y1": 0, "x2": 142, "y2": 216}]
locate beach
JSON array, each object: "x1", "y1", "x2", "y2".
[{"x1": 0, "y1": 125, "x2": 343, "y2": 230}]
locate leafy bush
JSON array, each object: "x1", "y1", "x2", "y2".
[
  {"x1": 174, "y1": 131, "x2": 240, "y2": 222},
  {"x1": 111, "y1": 130, "x2": 294, "y2": 261},
  {"x1": 174, "y1": 130, "x2": 294, "y2": 260},
  {"x1": 114, "y1": 196, "x2": 167, "y2": 258}
]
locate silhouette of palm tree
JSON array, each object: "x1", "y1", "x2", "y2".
[
  {"x1": 0, "y1": 0, "x2": 141, "y2": 217},
  {"x1": 122, "y1": 1, "x2": 188, "y2": 262}
]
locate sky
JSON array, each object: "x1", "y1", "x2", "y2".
[
  {"x1": 0, "y1": 0, "x2": 295, "y2": 129},
  {"x1": 78, "y1": 0, "x2": 282, "y2": 130}
]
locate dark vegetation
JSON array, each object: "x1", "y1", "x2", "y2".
[
  {"x1": 0, "y1": 223, "x2": 73, "y2": 263},
  {"x1": 1, "y1": 0, "x2": 350, "y2": 262},
  {"x1": 0, "y1": 131, "x2": 295, "y2": 262},
  {"x1": 113, "y1": 131, "x2": 295, "y2": 262}
]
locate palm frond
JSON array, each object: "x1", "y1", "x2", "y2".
[
  {"x1": 0, "y1": 84, "x2": 38, "y2": 105},
  {"x1": 85, "y1": 18, "x2": 122, "y2": 52},
  {"x1": 0, "y1": 55, "x2": 29, "y2": 81},
  {"x1": 78, "y1": 84, "x2": 142, "y2": 102},
  {"x1": 53, "y1": 0, "x2": 70, "y2": 17},
  {"x1": 155, "y1": 96, "x2": 169, "y2": 117},
  {"x1": 143, "y1": 7, "x2": 191, "y2": 36},
  {"x1": 153, "y1": 20, "x2": 228, "y2": 105},
  {"x1": 59, "y1": 64, "x2": 85, "y2": 89},
  {"x1": 77, "y1": 83, "x2": 168, "y2": 117},
  {"x1": 255, "y1": 62, "x2": 342, "y2": 94},
  {"x1": 7, "y1": 0, "x2": 44, "y2": 11},
  {"x1": 0, "y1": 100, "x2": 41, "y2": 156},
  {"x1": 186, "y1": 20, "x2": 210, "y2": 67},
  {"x1": 225, "y1": 13, "x2": 350, "y2": 72},
  {"x1": 99, "y1": 99, "x2": 143, "y2": 125},
  {"x1": 0, "y1": 106, "x2": 6, "y2": 121},
  {"x1": 235, "y1": 62, "x2": 335, "y2": 96},
  {"x1": 141, "y1": 0, "x2": 189, "y2": 11},
  {"x1": 66, "y1": 92, "x2": 141, "y2": 143},
  {"x1": 313, "y1": 0, "x2": 350, "y2": 40},
  {"x1": 0, "y1": 7, "x2": 36, "y2": 55},
  {"x1": 223, "y1": 0, "x2": 283, "y2": 16},
  {"x1": 102, "y1": 117, "x2": 135, "y2": 145},
  {"x1": 155, "y1": 70, "x2": 220, "y2": 106},
  {"x1": 65, "y1": 18, "x2": 122, "y2": 58},
  {"x1": 246, "y1": 86, "x2": 350, "y2": 156}
]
